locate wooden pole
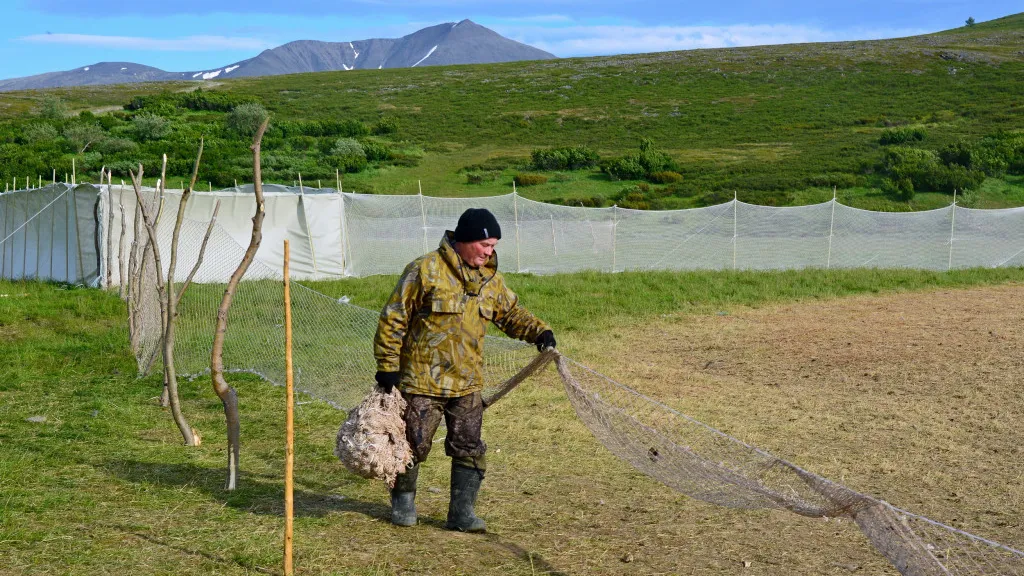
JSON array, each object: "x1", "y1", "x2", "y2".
[
  {"x1": 283, "y1": 239, "x2": 295, "y2": 576},
  {"x1": 948, "y1": 189, "x2": 957, "y2": 271}
]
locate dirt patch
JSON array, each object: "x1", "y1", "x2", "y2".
[{"x1": 580, "y1": 285, "x2": 1024, "y2": 553}]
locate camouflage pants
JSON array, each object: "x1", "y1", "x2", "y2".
[{"x1": 403, "y1": 391, "x2": 486, "y2": 471}]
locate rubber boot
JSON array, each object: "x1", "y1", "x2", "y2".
[
  {"x1": 390, "y1": 463, "x2": 419, "y2": 527},
  {"x1": 444, "y1": 463, "x2": 486, "y2": 532}
]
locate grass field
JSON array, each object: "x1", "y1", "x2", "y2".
[
  {"x1": 1, "y1": 14, "x2": 1022, "y2": 210},
  {"x1": 2, "y1": 268, "x2": 1023, "y2": 574}
]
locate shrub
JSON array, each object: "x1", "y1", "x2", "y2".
[
  {"x1": 514, "y1": 173, "x2": 548, "y2": 186},
  {"x1": 373, "y1": 116, "x2": 399, "y2": 136},
  {"x1": 276, "y1": 119, "x2": 368, "y2": 138},
  {"x1": 132, "y1": 113, "x2": 171, "y2": 142},
  {"x1": 602, "y1": 138, "x2": 676, "y2": 180},
  {"x1": 329, "y1": 138, "x2": 367, "y2": 173},
  {"x1": 648, "y1": 170, "x2": 683, "y2": 184},
  {"x1": 330, "y1": 137, "x2": 365, "y2": 158},
  {"x1": 881, "y1": 146, "x2": 985, "y2": 192},
  {"x1": 602, "y1": 156, "x2": 646, "y2": 180},
  {"x1": 361, "y1": 140, "x2": 393, "y2": 162},
  {"x1": 465, "y1": 171, "x2": 499, "y2": 184},
  {"x1": 22, "y1": 123, "x2": 58, "y2": 144},
  {"x1": 881, "y1": 177, "x2": 915, "y2": 201},
  {"x1": 62, "y1": 123, "x2": 106, "y2": 153},
  {"x1": 39, "y1": 95, "x2": 68, "y2": 120},
  {"x1": 227, "y1": 102, "x2": 269, "y2": 137},
  {"x1": 531, "y1": 145, "x2": 599, "y2": 170},
  {"x1": 939, "y1": 140, "x2": 974, "y2": 167},
  {"x1": 289, "y1": 135, "x2": 318, "y2": 151},
  {"x1": 806, "y1": 172, "x2": 861, "y2": 189},
  {"x1": 94, "y1": 137, "x2": 138, "y2": 154},
  {"x1": 879, "y1": 127, "x2": 926, "y2": 145}
]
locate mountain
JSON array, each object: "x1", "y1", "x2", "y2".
[{"x1": 0, "y1": 20, "x2": 556, "y2": 91}]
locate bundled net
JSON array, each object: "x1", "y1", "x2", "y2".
[
  {"x1": 122, "y1": 186, "x2": 163, "y2": 375},
  {"x1": 334, "y1": 386, "x2": 414, "y2": 488}
]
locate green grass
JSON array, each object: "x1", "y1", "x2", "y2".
[
  {"x1": 0, "y1": 14, "x2": 1022, "y2": 209},
  {"x1": 2, "y1": 268, "x2": 1024, "y2": 574},
  {"x1": 306, "y1": 267, "x2": 1024, "y2": 337}
]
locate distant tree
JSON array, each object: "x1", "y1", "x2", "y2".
[
  {"x1": 132, "y1": 113, "x2": 171, "y2": 141},
  {"x1": 62, "y1": 123, "x2": 106, "y2": 154},
  {"x1": 965, "y1": 17, "x2": 976, "y2": 26},
  {"x1": 22, "y1": 123, "x2": 59, "y2": 144},
  {"x1": 39, "y1": 95, "x2": 68, "y2": 120},
  {"x1": 227, "y1": 102, "x2": 269, "y2": 137}
]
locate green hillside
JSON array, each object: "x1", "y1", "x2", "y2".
[{"x1": 1, "y1": 13, "x2": 1022, "y2": 211}]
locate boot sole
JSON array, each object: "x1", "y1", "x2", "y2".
[{"x1": 444, "y1": 522, "x2": 486, "y2": 533}]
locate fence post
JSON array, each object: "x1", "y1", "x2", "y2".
[
  {"x1": 612, "y1": 205, "x2": 618, "y2": 273},
  {"x1": 297, "y1": 174, "x2": 319, "y2": 277},
  {"x1": 513, "y1": 189, "x2": 522, "y2": 273},
  {"x1": 732, "y1": 192, "x2": 738, "y2": 271},
  {"x1": 106, "y1": 181, "x2": 116, "y2": 288},
  {"x1": 21, "y1": 193, "x2": 28, "y2": 279},
  {"x1": 827, "y1": 187, "x2": 836, "y2": 269},
  {"x1": 340, "y1": 191, "x2": 351, "y2": 275},
  {"x1": 948, "y1": 189, "x2": 957, "y2": 271},
  {"x1": 550, "y1": 214, "x2": 557, "y2": 257},
  {"x1": 1, "y1": 193, "x2": 8, "y2": 276},
  {"x1": 418, "y1": 182, "x2": 428, "y2": 254}
]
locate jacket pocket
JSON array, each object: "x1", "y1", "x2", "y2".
[{"x1": 430, "y1": 294, "x2": 466, "y2": 314}]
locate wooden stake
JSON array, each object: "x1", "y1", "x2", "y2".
[
  {"x1": 72, "y1": 158, "x2": 76, "y2": 185},
  {"x1": 336, "y1": 169, "x2": 341, "y2": 192},
  {"x1": 283, "y1": 239, "x2": 295, "y2": 576}
]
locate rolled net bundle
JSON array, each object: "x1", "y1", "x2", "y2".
[{"x1": 334, "y1": 386, "x2": 414, "y2": 488}]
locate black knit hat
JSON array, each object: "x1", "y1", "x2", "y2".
[{"x1": 454, "y1": 208, "x2": 502, "y2": 242}]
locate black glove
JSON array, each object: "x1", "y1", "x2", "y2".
[
  {"x1": 375, "y1": 371, "x2": 400, "y2": 394},
  {"x1": 535, "y1": 330, "x2": 556, "y2": 352}
]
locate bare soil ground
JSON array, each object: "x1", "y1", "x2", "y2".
[{"x1": 528, "y1": 283, "x2": 1023, "y2": 574}]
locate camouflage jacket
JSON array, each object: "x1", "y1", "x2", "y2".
[{"x1": 374, "y1": 231, "x2": 550, "y2": 397}]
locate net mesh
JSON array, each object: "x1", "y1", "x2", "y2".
[{"x1": 555, "y1": 357, "x2": 1024, "y2": 575}]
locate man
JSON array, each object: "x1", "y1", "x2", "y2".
[{"x1": 373, "y1": 207, "x2": 556, "y2": 532}]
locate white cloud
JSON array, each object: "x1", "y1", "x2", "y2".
[
  {"x1": 20, "y1": 33, "x2": 272, "y2": 52},
  {"x1": 495, "y1": 23, "x2": 929, "y2": 57}
]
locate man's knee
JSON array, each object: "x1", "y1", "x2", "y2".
[{"x1": 452, "y1": 454, "x2": 486, "y2": 472}]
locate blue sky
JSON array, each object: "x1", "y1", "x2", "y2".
[{"x1": 0, "y1": 0, "x2": 1018, "y2": 79}]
